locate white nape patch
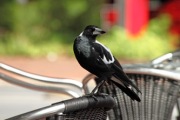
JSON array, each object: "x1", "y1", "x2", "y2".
[
  {"x1": 79, "y1": 32, "x2": 83, "y2": 36},
  {"x1": 95, "y1": 40, "x2": 114, "y2": 64}
]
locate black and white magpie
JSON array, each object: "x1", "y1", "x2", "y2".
[{"x1": 73, "y1": 25, "x2": 141, "y2": 102}]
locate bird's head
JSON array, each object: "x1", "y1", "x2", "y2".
[{"x1": 82, "y1": 25, "x2": 106, "y2": 39}]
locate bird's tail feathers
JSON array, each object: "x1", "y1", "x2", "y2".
[
  {"x1": 112, "y1": 80, "x2": 141, "y2": 102},
  {"x1": 112, "y1": 64, "x2": 141, "y2": 93}
]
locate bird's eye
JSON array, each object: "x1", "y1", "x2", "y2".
[
  {"x1": 87, "y1": 28, "x2": 94, "y2": 34},
  {"x1": 89, "y1": 28, "x2": 94, "y2": 32}
]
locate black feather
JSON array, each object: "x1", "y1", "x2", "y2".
[
  {"x1": 112, "y1": 63, "x2": 141, "y2": 93},
  {"x1": 111, "y1": 80, "x2": 141, "y2": 102}
]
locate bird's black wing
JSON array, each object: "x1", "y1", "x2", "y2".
[
  {"x1": 90, "y1": 41, "x2": 116, "y2": 74},
  {"x1": 93, "y1": 42, "x2": 141, "y2": 101},
  {"x1": 107, "y1": 58, "x2": 141, "y2": 101},
  {"x1": 112, "y1": 59, "x2": 141, "y2": 93},
  {"x1": 92, "y1": 41, "x2": 114, "y2": 64}
]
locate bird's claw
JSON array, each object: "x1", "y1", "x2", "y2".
[
  {"x1": 84, "y1": 92, "x2": 108, "y2": 101},
  {"x1": 83, "y1": 93, "x2": 98, "y2": 101},
  {"x1": 96, "y1": 92, "x2": 108, "y2": 98}
]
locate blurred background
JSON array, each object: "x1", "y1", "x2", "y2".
[
  {"x1": 0, "y1": 0, "x2": 180, "y2": 119},
  {"x1": 0, "y1": 0, "x2": 179, "y2": 59}
]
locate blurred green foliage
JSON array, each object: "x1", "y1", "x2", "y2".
[
  {"x1": 99, "y1": 15, "x2": 174, "y2": 60},
  {"x1": 0, "y1": 0, "x2": 174, "y2": 60},
  {"x1": 0, "y1": 0, "x2": 103, "y2": 56}
]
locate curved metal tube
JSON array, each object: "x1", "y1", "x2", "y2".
[
  {"x1": 82, "y1": 74, "x2": 96, "y2": 94},
  {"x1": 151, "y1": 50, "x2": 180, "y2": 65},
  {"x1": 6, "y1": 102, "x2": 65, "y2": 120},
  {"x1": 151, "y1": 53, "x2": 173, "y2": 65},
  {"x1": 6, "y1": 95, "x2": 115, "y2": 120},
  {"x1": 124, "y1": 67, "x2": 180, "y2": 81},
  {"x1": 0, "y1": 63, "x2": 82, "y2": 89},
  {"x1": 0, "y1": 73, "x2": 82, "y2": 98}
]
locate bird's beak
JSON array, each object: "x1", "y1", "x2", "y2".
[{"x1": 93, "y1": 28, "x2": 106, "y2": 35}]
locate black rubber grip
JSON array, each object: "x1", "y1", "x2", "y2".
[{"x1": 63, "y1": 94, "x2": 115, "y2": 113}]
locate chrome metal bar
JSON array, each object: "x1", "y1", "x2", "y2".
[
  {"x1": 151, "y1": 53, "x2": 173, "y2": 65},
  {"x1": 0, "y1": 73, "x2": 82, "y2": 97},
  {"x1": 6, "y1": 95, "x2": 115, "y2": 120},
  {"x1": 6, "y1": 102, "x2": 65, "y2": 120},
  {"x1": 82, "y1": 74, "x2": 96, "y2": 94},
  {"x1": 0, "y1": 63, "x2": 83, "y2": 89},
  {"x1": 124, "y1": 68, "x2": 180, "y2": 81}
]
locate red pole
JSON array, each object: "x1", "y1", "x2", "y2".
[{"x1": 125, "y1": 0, "x2": 149, "y2": 37}]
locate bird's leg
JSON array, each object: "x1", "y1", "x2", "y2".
[
  {"x1": 96, "y1": 79, "x2": 108, "y2": 95},
  {"x1": 90, "y1": 79, "x2": 105, "y2": 95},
  {"x1": 83, "y1": 79, "x2": 105, "y2": 101},
  {"x1": 84, "y1": 76, "x2": 109, "y2": 100},
  {"x1": 95, "y1": 72, "x2": 113, "y2": 95},
  {"x1": 83, "y1": 80, "x2": 107, "y2": 100}
]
